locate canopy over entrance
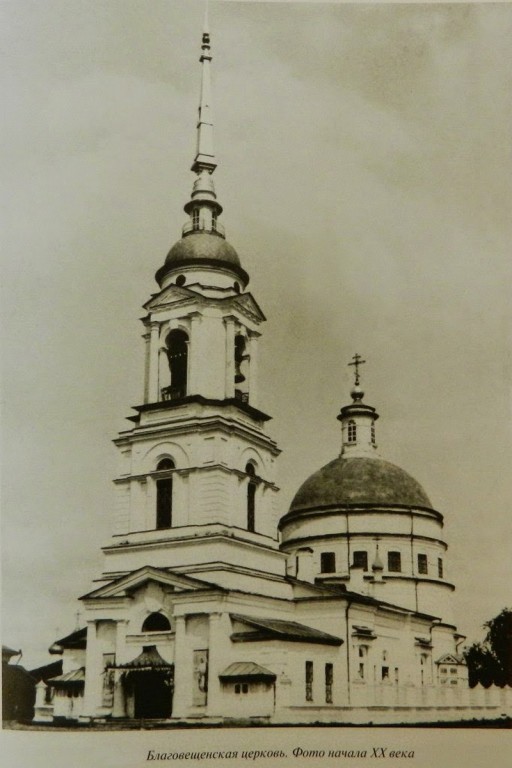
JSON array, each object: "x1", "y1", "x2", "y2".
[
  {"x1": 111, "y1": 646, "x2": 174, "y2": 719},
  {"x1": 109, "y1": 645, "x2": 173, "y2": 672}
]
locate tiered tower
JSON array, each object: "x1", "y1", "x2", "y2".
[{"x1": 100, "y1": 19, "x2": 284, "y2": 592}]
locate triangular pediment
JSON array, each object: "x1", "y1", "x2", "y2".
[
  {"x1": 80, "y1": 566, "x2": 219, "y2": 600},
  {"x1": 225, "y1": 292, "x2": 266, "y2": 323},
  {"x1": 144, "y1": 284, "x2": 202, "y2": 311},
  {"x1": 143, "y1": 287, "x2": 266, "y2": 324},
  {"x1": 435, "y1": 653, "x2": 465, "y2": 666}
]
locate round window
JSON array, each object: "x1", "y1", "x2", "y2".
[{"x1": 176, "y1": 274, "x2": 186, "y2": 287}]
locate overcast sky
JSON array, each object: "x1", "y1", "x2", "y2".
[{"x1": 2, "y1": 0, "x2": 511, "y2": 668}]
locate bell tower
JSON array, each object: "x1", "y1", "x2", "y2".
[{"x1": 101, "y1": 18, "x2": 284, "y2": 589}]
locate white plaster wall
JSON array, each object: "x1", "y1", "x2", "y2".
[{"x1": 102, "y1": 535, "x2": 286, "y2": 583}]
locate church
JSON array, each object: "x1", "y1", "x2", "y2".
[{"x1": 33, "y1": 19, "x2": 510, "y2": 726}]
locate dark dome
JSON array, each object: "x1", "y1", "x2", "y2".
[
  {"x1": 156, "y1": 232, "x2": 248, "y2": 285},
  {"x1": 288, "y1": 457, "x2": 432, "y2": 514}
]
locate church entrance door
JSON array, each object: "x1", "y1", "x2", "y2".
[{"x1": 131, "y1": 671, "x2": 173, "y2": 719}]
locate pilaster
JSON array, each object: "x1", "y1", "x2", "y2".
[
  {"x1": 81, "y1": 621, "x2": 101, "y2": 718},
  {"x1": 171, "y1": 615, "x2": 189, "y2": 717},
  {"x1": 224, "y1": 318, "x2": 236, "y2": 399},
  {"x1": 248, "y1": 333, "x2": 259, "y2": 408},
  {"x1": 148, "y1": 322, "x2": 160, "y2": 402},
  {"x1": 206, "y1": 612, "x2": 230, "y2": 716}
]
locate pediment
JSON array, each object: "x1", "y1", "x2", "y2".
[
  {"x1": 435, "y1": 653, "x2": 464, "y2": 665},
  {"x1": 80, "y1": 566, "x2": 218, "y2": 601},
  {"x1": 227, "y1": 292, "x2": 266, "y2": 323},
  {"x1": 144, "y1": 284, "x2": 202, "y2": 311}
]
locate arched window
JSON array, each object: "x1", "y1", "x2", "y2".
[
  {"x1": 165, "y1": 329, "x2": 188, "y2": 400},
  {"x1": 141, "y1": 612, "x2": 171, "y2": 632},
  {"x1": 156, "y1": 458, "x2": 175, "y2": 530},
  {"x1": 246, "y1": 463, "x2": 256, "y2": 532},
  {"x1": 371, "y1": 422, "x2": 376, "y2": 445},
  {"x1": 192, "y1": 208, "x2": 200, "y2": 230},
  {"x1": 157, "y1": 458, "x2": 175, "y2": 471},
  {"x1": 234, "y1": 335, "x2": 247, "y2": 384},
  {"x1": 347, "y1": 420, "x2": 357, "y2": 443},
  {"x1": 211, "y1": 210, "x2": 218, "y2": 232}
]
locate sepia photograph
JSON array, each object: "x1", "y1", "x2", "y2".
[{"x1": 1, "y1": 0, "x2": 511, "y2": 766}]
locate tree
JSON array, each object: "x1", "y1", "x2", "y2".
[{"x1": 464, "y1": 608, "x2": 512, "y2": 687}]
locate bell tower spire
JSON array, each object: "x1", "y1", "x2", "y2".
[{"x1": 192, "y1": 3, "x2": 216, "y2": 174}]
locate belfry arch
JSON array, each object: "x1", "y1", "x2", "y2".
[{"x1": 162, "y1": 329, "x2": 189, "y2": 400}]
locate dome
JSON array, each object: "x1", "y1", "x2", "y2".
[
  {"x1": 288, "y1": 457, "x2": 432, "y2": 515},
  {"x1": 155, "y1": 232, "x2": 248, "y2": 285}
]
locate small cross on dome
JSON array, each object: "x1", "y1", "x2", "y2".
[{"x1": 348, "y1": 353, "x2": 366, "y2": 386}]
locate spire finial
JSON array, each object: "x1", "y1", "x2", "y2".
[
  {"x1": 192, "y1": 2, "x2": 216, "y2": 175},
  {"x1": 348, "y1": 353, "x2": 366, "y2": 402},
  {"x1": 203, "y1": 1, "x2": 209, "y2": 36}
]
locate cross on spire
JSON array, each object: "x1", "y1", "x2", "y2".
[{"x1": 348, "y1": 353, "x2": 366, "y2": 387}]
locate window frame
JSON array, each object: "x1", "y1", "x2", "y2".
[
  {"x1": 305, "y1": 660, "x2": 313, "y2": 702},
  {"x1": 325, "y1": 663, "x2": 333, "y2": 704},
  {"x1": 320, "y1": 551, "x2": 336, "y2": 574},
  {"x1": 387, "y1": 551, "x2": 402, "y2": 573},
  {"x1": 352, "y1": 550, "x2": 368, "y2": 572}
]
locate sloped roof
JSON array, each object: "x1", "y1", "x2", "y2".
[
  {"x1": 219, "y1": 662, "x2": 276, "y2": 681},
  {"x1": 49, "y1": 627, "x2": 87, "y2": 655},
  {"x1": 436, "y1": 653, "x2": 466, "y2": 665},
  {"x1": 230, "y1": 614, "x2": 343, "y2": 646},
  {"x1": 29, "y1": 659, "x2": 63, "y2": 683},
  {"x1": 114, "y1": 645, "x2": 173, "y2": 671},
  {"x1": 48, "y1": 667, "x2": 85, "y2": 687},
  {"x1": 2, "y1": 645, "x2": 20, "y2": 660}
]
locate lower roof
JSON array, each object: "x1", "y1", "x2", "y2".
[
  {"x1": 219, "y1": 662, "x2": 276, "y2": 681},
  {"x1": 230, "y1": 613, "x2": 343, "y2": 646}
]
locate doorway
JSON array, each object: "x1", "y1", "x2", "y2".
[{"x1": 130, "y1": 670, "x2": 173, "y2": 719}]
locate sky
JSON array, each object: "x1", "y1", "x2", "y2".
[{"x1": 1, "y1": 0, "x2": 511, "y2": 669}]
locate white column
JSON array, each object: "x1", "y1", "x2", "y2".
[
  {"x1": 248, "y1": 334, "x2": 259, "y2": 408},
  {"x1": 158, "y1": 346, "x2": 169, "y2": 394},
  {"x1": 81, "y1": 621, "x2": 101, "y2": 719},
  {"x1": 112, "y1": 670, "x2": 125, "y2": 718},
  {"x1": 145, "y1": 477, "x2": 156, "y2": 530},
  {"x1": 187, "y1": 314, "x2": 201, "y2": 395},
  {"x1": 142, "y1": 331, "x2": 151, "y2": 403},
  {"x1": 207, "y1": 612, "x2": 230, "y2": 716},
  {"x1": 112, "y1": 620, "x2": 128, "y2": 718},
  {"x1": 129, "y1": 478, "x2": 146, "y2": 532},
  {"x1": 171, "y1": 615, "x2": 189, "y2": 717},
  {"x1": 148, "y1": 322, "x2": 160, "y2": 403},
  {"x1": 224, "y1": 318, "x2": 236, "y2": 399}
]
